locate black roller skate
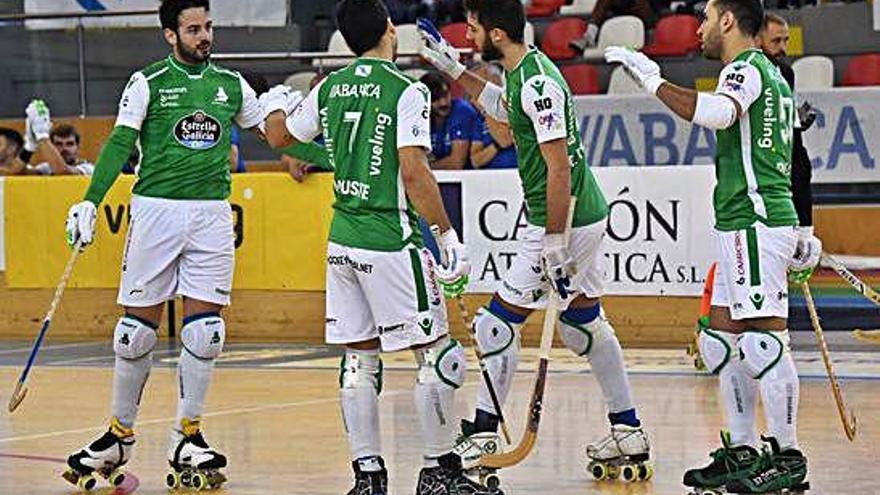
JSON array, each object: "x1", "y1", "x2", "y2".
[
  {"x1": 63, "y1": 418, "x2": 134, "y2": 491},
  {"x1": 586, "y1": 423, "x2": 653, "y2": 482},
  {"x1": 723, "y1": 436, "x2": 810, "y2": 494},
  {"x1": 417, "y1": 452, "x2": 504, "y2": 494},
  {"x1": 347, "y1": 456, "x2": 388, "y2": 495},
  {"x1": 452, "y1": 419, "x2": 502, "y2": 491},
  {"x1": 165, "y1": 419, "x2": 227, "y2": 491},
  {"x1": 683, "y1": 431, "x2": 760, "y2": 494}
]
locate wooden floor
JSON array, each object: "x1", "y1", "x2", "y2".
[{"x1": 0, "y1": 344, "x2": 878, "y2": 495}]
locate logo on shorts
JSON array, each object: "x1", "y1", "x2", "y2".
[
  {"x1": 531, "y1": 288, "x2": 545, "y2": 302},
  {"x1": 174, "y1": 111, "x2": 222, "y2": 150},
  {"x1": 777, "y1": 291, "x2": 788, "y2": 301},
  {"x1": 378, "y1": 323, "x2": 405, "y2": 335},
  {"x1": 734, "y1": 233, "x2": 747, "y2": 285},
  {"x1": 530, "y1": 265, "x2": 542, "y2": 274},
  {"x1": 418, "y1": 318, "x2": 434, "y2": 336},
  {"x1": 750, "y1": 292, "x2": 765, "y2": 310},
  {"x1": 128, "y1": 289, "x2": 144, "y2": 297},
  {"x1": 214, "y1": 287, "x2": 231, "y2": 296}
]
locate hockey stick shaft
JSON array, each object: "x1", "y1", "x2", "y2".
[
  {"x1": 821, "y1": 253, "x2": 880, "y2": 306},
  {"x1": 429, "y1": 225, "x2": 512, "y2": 445},
  {"x1": 8, "y1": 244, "x2": 81, "y2": 413},
  {"x1": 801, "y1": 282, "x2": 857, "y2": 441}
]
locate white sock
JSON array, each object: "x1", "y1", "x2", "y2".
[
  {"x1": 175, "y1": 349, "x2": 215, "y2": 427},
  {"x1": 587, "y1": 319, "x2": 635, "y2": 414},
  {"x1": 340, "y1": 349, "x2": 382, "y2": 461},
  {"x1": 720, "y1": 356, "x2": 759, "y2": 447},
  {"x1": 760, "y1": 350, "x2": 800, "y2": 450},
  {"x1": 415, "y1": 338, "x2": 464, "y2": 464},
  {"x1": 111, "y1": 353, "x2": 152, "y2": 428}
]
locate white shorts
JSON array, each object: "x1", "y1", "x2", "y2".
[
  {"x1": 117, "y1": 195, "x2": 235, "y2": 307},
  {"x1": 711, "y1": 224, "x2": 797, "y2": 320},
  {"x1": 497, "y1": 221, "x2": 606, "y2": 310},
  {"x1": 325, "y1": 242, "x2": 449, "y2": 352}
]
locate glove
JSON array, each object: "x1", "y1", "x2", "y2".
[
  {"x1": 417, "y1": 17, "x2": 466, "y2": 80},
  {"x1": 260, "y1": 85, "x2": 304, "y2": 117},
  {"x1": 604, "y1": 46, "x2": 665, "y2": 95},
  {"x1": 23, "y1": 109, "x2": 37, "y2": 153},
  {"x1": 26, "y1": 99, "x2": 52, "y2": 141},
  {"x1": 542, "y1": 233, "x2": 578, "y2": 300},
  {"x1": 435, "y1": 228, "x2": 470, "y2": 298},
  {"x1": 788, "y1": 226, "x2": 822, "y2": 284},
  {"x1": 65, "y1": 200, "x2": 97, "y2": 249}
]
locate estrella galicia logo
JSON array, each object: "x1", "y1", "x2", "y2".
[{"x1": 174, "y1": 111, "x2": 222, "y2": 150}]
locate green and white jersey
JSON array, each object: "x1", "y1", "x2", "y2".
[
  {"x1": 287, "y1": 57, "x2": 431, "y2": 252},
  {"x1": 116, "y1": 56, "x2": 262, "y2": 200},
  {"x1": 505, "y1": 49, "x2": 608, "y2": 228},
  {"x1": 713, "y1": 49, "x2": 798, "y2": 231}
]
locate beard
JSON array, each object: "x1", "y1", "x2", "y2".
[
  {"x1": 177, "y1": 38, "x2": 211, "y2": 64},
  {"x1": 700, "y1": 25, "x2": 721, "y2": 60},
  {"x1": 481, "y1": 36, "x2": 503, "y2": 62}
]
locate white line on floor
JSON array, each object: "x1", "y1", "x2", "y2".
[{"x1": 0, "y1": 341, "x2": 104, "y2": 356}]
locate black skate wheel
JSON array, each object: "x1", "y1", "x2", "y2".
[
  {"x1": 589, "y1": 461, "x2": 608, "y2": 481},
  {"x1": 108, "y1": 469, "x2": 125, "y2": 486},
  {"x1": 191, "y1": 472, "x2": 207, "y2": 491},
  {"x1": 621, "y1": 464, "x2": 638, "y2": 482},
  {"x1": 485, "y1": 473, "x2": 501, "y2": 491},
  {"x1": 78, "y1": 474, "x2": 97, "y2": 491},
  {"x1": 165, "y1": 470, "x2": 181, "y2": 489}
]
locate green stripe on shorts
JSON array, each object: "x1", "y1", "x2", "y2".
[
  {"x1": 409, "y1": 249, "x2": 429, "y2": 312},
  {"x1": 746, "y1": 227, "x2": 761, "y2": 287}
]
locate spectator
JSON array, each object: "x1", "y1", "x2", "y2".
[
  {"x1": 420, "y1": 71, "x2": 479, "y2": 170},
  {"x1": 467, "y1": 63, "x2": 517, "y2": 169},
  {"x1": 569, "y1": 0, "x2": 669, "y2": 51},
  {"x1": 386, "y1": 0, "x2": 432, "y2": 24},
  {"x1": 0, "y1": 127, "x2": 27, "y2": 175},
  {"x1": 32, "y1": 123, "x2": 95, "y2": 176}
]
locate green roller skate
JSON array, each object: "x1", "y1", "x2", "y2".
[{"x1": 683, "y1": 431, "x2": 760, "y2": 494}]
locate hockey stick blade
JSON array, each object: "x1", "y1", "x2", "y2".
[
  {"x1": 7, "y1": 381, "x2": 27, "y2": 413},
  {"x1": 852, "y1": 329, "x2": 880, "y2": 344},
  {"x1": 822, "y1": 254, "x2": 880, "y2": 306}
]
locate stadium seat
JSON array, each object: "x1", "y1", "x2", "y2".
[
  {"x1": 313, "y1": 29, "x2": 354, "y2": 68},
  {"x1": 541, "y1": 17, "x2": 587, "y2": 60},
  {"x1": 607, "y1": 66, "x2": 642, "y2": 94},
  {"x1": 842, "y1": 53, "x2": 880, "y2": 87},
  {"x1": 284, "y1": 72, "x2": 317, "y2": 94},
  {"x1": 561, "y1": 64, "x2": 600, "y2": 94},
  {"x1": 642, "y1": 15, "x2": 700, "y2": 57},
  {"x1": 440, "y1": 22, "x2": 473, "y2": 49},
  {"x1": 791, "y1": 55, "x2": 834, "y2": 91},
  {"x1": 581, "y1": 16, "x2": 645, "y2": 60},
  {"x1": 527, "y1": 0, "x2": 567, "y2": 17},
  {"x1": 560, "y1": 0, "x2": 598, "y2": 15}
]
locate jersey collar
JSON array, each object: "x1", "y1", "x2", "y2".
[
  {"x1": 167, "y1": 55, "x2": 211, "y2": 79},
  {"x1": 508, "y1": 47, "x2": 537, "y2": 75},
  {"x1": 355, "y1": 56, "x2": 396, "y2": 67}
]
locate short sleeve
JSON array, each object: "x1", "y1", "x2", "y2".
[
  {"x1": 397, "y1": 82, "x2": 432, "y2": 150},
  {"x1": 715, "y1": 61, "x2": 762, "y2": 113},
  {"x1": 520, "y1": 75, "x2": 567, "y2": 144},
  {"x1": 235, "y1": 73, "x2": 263, "y2": 129},
  {"x1": 115, "y1": 72, "x2": 149, "y2": 131},
  {"x1": 286, "y1": 79, "x2": 325, "y2": 143}
]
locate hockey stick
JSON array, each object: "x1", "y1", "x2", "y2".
[
  {"x1": 8, "y1": 243, "x2": 82, "y2": 413},
  {"x1": 801, "y1": 282, "x2": 858, "y2": 441},
  {"x1": 480, "y1": 197, "x2": 576, "y2": 469},
  {"x1": 429, "y1": 225, "x2": 513, "y2": 445},
  {"x1": 821, "y1": 253, "x2": 880, "y2": 306},
  {"x1": 852, "y1": 329, "x2": 880, "y2": 344}
]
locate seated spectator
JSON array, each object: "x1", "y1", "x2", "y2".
[
  {"x1": 420, "y1": 71, "x2": 479, "y2": 170},
  {"x1": 31, "y1": 123, "x2": 95, "y2": 176},
  {"x1": 569, "y1": 0, "x2": 668, "y2": 51},
  {"x1": 467, "y1": 63, "x2": 517, "y2": 169},
  {"x1": 0, "y1": 127, "x2": 27, "y2": 175}
]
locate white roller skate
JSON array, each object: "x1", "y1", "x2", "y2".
[
  {"x1": 63, "y1": 418, "x2": 134, "y2": 491},
  {"x1": 586, "y1": 424, "x2": 653, "y2": 483},
  {"x1": 165, "y1": 419, "x2": 227, "y2": 491},
  {"x1": 453, "y1": 421, "x2": 503, "y2": 491}
]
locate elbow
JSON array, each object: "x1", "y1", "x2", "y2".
[{"x1": 264, "y1": 115, "x2": 290, "y2": 149}]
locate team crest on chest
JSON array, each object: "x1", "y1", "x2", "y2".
[{"x1": 214, "y1": 86, "x2": 229, "y2": 105}]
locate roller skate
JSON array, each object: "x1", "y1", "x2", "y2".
[
  {"x1": 723, "y1": 436, "x2": 810, "y2": 494},
  {"x1": 452, "y1": 419, "x2": 502, "y2": 491},
  {"x1": 63, "y1": 418, "x2": 134, "y2": 491},
  {"x1": 586, "y1": 423, "x2": 653, "y2": 482},
  {"x1": 417, "y1": 452, "x2": 504, "y2": 494},
  {"x1": 347, "y1": 456, "x2": 388, "y2": 495},
  {"x1": 165, "y1": 419, "x2": 227, "y2": 491},
  {"x1": 683, "y1": 431, "x2": 760, "y2": 494}
]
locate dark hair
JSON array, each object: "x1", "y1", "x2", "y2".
[
  {"x1": 463, "y1": 0, "x2": 525, "y2": 44},
  {"x1": 160, "y1": 0, "x2": 210, "y2": 31},
  {"x1": 50, "y1": 123, "x2": 81, "y2": 144},
  {"x1": 762, "y1": 12, "x2": 787, "y2": 30},
  {"x1": 335, "y1": 0, "x2": 389, "y2": 56},
  {"x1": 419, "y1": 72, "x2": 450, "y2": 101},
  {"x1": 715, "y1": 0, "x2": 764, "y2": 38},
  {"x1": 240, "y1": 70, "x2": 270, "y2": 96},
  {"x1": 0, "y1": 127, "x2": 24, "y2": 152}
]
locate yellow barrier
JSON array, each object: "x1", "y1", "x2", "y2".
[{"x1": 5, "y1": 173, "x2": 335, "y2": 289}]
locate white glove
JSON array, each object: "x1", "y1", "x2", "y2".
[
  {"x1": 435, "y1": 228, "x2": 470, "y2": 298},
  {"x1": 260, "y1": 85, "x2": 304, "y2": 117},
  {"x1": 604, "y1": 46, "x2": 665, "y2": 95},
  {"x1": 789, "y1": 226, "x2": 822, "y2": 283},
  {"x1": 65, "y1": 201, "x2": 97, "y2": 249},
  {"x1": 542, "y1": 233, "x2": 578, "y2": 300},
  {"x1": 417, "y1": 17, "x2": 465, "y2": 80},
  {"x1": 26, "y1": 99, "x2": 52, "y2": 141},
  {"x1": 23, "y1": 110, "x2": 37, "y2": 153}
]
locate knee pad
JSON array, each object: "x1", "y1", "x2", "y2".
[
  {"x1": 559, "y1": 312, "x2": 615, "y2": 358},
  {"x1": 698, "y1": 328, "x2": 736, "y2": 374},
  {"x1": 340, "y1": 349, "x2": 383, "y2": 394},
  {"x1": 181, "y1": 313, "x2": 226, "y2": 360},
  {"x1": 415, "y1": 338, "x2": 467, "y2": 389},
  {"x1": 114, "y1": 315, "x2": 158, "y2": 360},
  {"x1": 473, "y1": 307, "x2": 518, "y2": 358},
  {"x1": 738, "y1": 330, "x2": 788, "y2": 379}
]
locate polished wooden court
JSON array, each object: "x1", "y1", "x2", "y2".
[{"x1": 0, "y1": 342, "x2": 878, "y2": 495}]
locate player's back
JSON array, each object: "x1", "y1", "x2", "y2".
[{"x1": 316, "y1": 58, "x2": 429, "y2": 252}]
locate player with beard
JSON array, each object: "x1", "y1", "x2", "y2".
[
  {"x1": 62, "y1": 0, "x2": 265, "y2": 490},
  {"x1": 417, "y1": 0, "x2": 652, "y2": 487},
  {"x1": 605, "y1": 0, "x2": 815, "y2": 492}
]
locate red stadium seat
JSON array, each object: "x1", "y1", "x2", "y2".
[
  {"x1": 527, "y1": 0, "x2": 567, "y2": 17},
  {"x1": 842, "y1": 53, "x2": 880, "y2": 87},
  {"x1": 541, "y1": 17, "x2": 587, "y2": 60},
  {"x1": 561, "y1": 64, "x2": 600, "y2": 94},
  {"x1": 440, "y1": 22, "x2": 474, "y2": 49},
  {"x1": 642, "y1": 15, "x2": 701, "y2": 57}
]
